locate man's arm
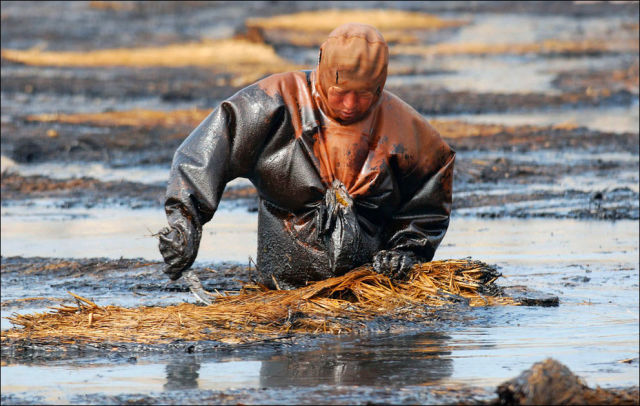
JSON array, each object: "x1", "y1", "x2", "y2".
[
  {"x1": 374, "y1": 149, "x2": 455, "y2": 279},
  {"x1": 158, "y1": 86, "x2": 277, "y2": 280}
]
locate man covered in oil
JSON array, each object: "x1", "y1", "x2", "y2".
[{"x1": 158, "y1": 23, "x2": 455, "y2": 289}]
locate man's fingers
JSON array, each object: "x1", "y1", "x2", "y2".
[
  {"x1": 374, "y1": 251, "x2": 391, "y2": 275},
  {"x1": 389, "y1": 253, "x2": 401, "y2": 273},
  {"x1": 373, "y1": 250, "x2": 385, "y2": 268},
  {"x1": 373, "y1": 250, "x2": 413, "y2": 279}
]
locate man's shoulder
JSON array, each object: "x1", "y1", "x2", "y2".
[
  {"x1": 379, "y1": 90, "x2": 442, "y2": 140},
  {"x1": 256, "y1": 71, "x2": 310, "y2": 97},
  {"x1": 226, "y1": 71, "x2": 311, "y2": 110},
  {"x1": 378, "y1": 91, "x2": 453, "y2": 174}
]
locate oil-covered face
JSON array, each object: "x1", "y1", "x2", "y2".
[
  {"x1": 326, "y1": 85, "x2": 375, "y2": 124},
  {"x1": 315, "y1": 23, "x2": 388, "y2": 125}
]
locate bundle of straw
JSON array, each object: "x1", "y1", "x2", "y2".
[{"x1": 3, "y1": 260, "x2": 515, "y2": 345}]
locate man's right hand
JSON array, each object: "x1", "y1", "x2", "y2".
[{"x1": 158, "y1": 226, "x2": 188, "y2": 281}]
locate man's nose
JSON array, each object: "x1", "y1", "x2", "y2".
[{"x1": 343, "y1": 92, "x2": 357, "y2": 110}]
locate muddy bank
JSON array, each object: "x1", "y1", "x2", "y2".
[
  {"x1": 0, "y1": 172, "x2": 165, "y2": 208},
  {"x1": 3, "y1": 147, "x2": 637, "y2": 219},
  {"x1": 453, "y1": 154, "x2": 635, "y2": 184},
  {"x1": 2, "y1": 174, "x2": 637, "y2": 221},
  {"x1": 2, "y1": 63, "x2": 636, "y2": 116},
  {"x1": 0, "y1": 256, "x2": 251, "y2": 297},
  {"x1": 1, "y1": 120, "x2": 184, "y2": 166},
  {"x1": 552, "y1": 60, "x2": 639, "y2": 96},
  {"x1": 453, "y1": 188, "x2": 639, "y2": 221},
  {"x1": 0, "y1": 173, "x2": 257, "y2": 210},
  {"x1": 446, "y1": 125, "x2": 639, "y2": 153},
  {"x1": 0, "y1": 64, "x2": 241, "y2": 103},
  {"x1": 388, "y1": 87, "x2": 637, "y2": 116},
  {"x1": 2, "y1": 115, "x2": 637, "y2": 165}
]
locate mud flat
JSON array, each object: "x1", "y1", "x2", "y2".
[
  {"x1": 0, "y1": 172, "x2": 257, "y2": 210},
  {"x1": 2, "y1": 108, "x2": 637, "y2": 163},
  {"x1": 3, "y1": 158, "x2": 637, "y2": 219},
  {"x1": 1, "y1": 1, "x2": 638, "y2": 404},
  {"x1": 2, "y1": 111, "x2": 638, "y2": 219}
]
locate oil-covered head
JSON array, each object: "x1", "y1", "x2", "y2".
[{"x1": 316, "y1": 23, "x2": 389, "y2": 124}]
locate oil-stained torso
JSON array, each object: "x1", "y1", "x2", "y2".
[{"x1": 164, "y1": 70, "x2": 455, "y2": 288}]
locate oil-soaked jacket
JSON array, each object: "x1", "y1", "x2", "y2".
[{"x1": 163, "y1": 70, "x2": 455, "y2": 288}]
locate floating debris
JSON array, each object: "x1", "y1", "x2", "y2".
[{"x1": 3, "y1": 259, "x2": 518, "y2": 346}]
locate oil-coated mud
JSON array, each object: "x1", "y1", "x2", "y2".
[
  {"x1": 0, "y1": 173, "x2": 258, "y2": 209},
  {"x1": 389, "y1": 87, "x2": 637, "y2": 116},
  {"x1": 4, "y1": 382, "x2": 492, "y2": 406},
  {"x1": 1, "y1": 173, "x2": 165, "y2": 208},
  {"x1": 495, "y1": 358, "x2": 639, "y2": 405},
  {"x1": 446, "y1": 126, "x2": 639, "y2": 153},
  {"x1": 0, "y1": 256, "x2": 252, "y2": 295},
  {"x1": 551, "y1": 61, "x2": 639, "y2": 95}
]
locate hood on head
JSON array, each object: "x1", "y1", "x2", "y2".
[{"x1": 314, "y1": 23, "x2": 389, "y2": 122}]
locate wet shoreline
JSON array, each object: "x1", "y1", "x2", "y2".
[{"x1": 2, "y1": 252, "x2": 637, "y2": 404}]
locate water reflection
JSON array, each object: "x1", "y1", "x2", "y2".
[
  {"x1": 164, "y1": 357, "x2": 200, "y2": 391},
  {"x1": 259, "y1": 332, "x2": 454, "y2": 387},
  {"x1": 159, "y1": 333, "x2": 455, "y2": 390}
]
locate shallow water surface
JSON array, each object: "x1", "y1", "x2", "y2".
[
  {"x1": 1, "y1": 359, "x2": 263, "y2": 404},
  {"x1": 435, "y1": 103, "x2": 640, "y2": 134},
  {"x1": 0, "y1": 202, "x2": 257, "y2": 263},
  {"x1": 446, "y1": 13, "x2": 638, "y2": 45},
  {"x1": 388, "y1": 55, "x2": 629, "y2": 94},
  {"x1": 7, "y1": 161, "x2": 171, "y2": 185},
  {"x1": 2, "y1": 210, "x2": 638, "y2": 401}
]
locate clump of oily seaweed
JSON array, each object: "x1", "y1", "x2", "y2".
[{"x1": 3, "y1": 259, "x2": 516, "y2": 346}]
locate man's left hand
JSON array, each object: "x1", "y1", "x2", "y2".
[{"x1": 372, "y1": 249, "x2": 419, "y2": 280}]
